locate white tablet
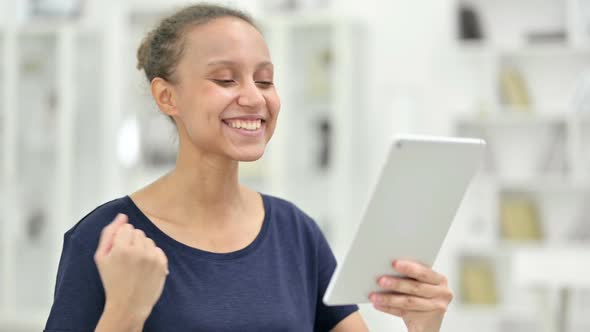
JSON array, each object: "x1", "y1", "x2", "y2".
[{"x1": 323, "y1": 134, "x2": 486, "y2": 305}]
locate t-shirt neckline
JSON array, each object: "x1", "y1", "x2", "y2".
[{"x1": 123, "y1": 193, "x2": 271, "y2": 261}]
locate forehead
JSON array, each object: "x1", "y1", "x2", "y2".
[{"x1": 182, "y1": 17, "x2": 271, "y2": 63}]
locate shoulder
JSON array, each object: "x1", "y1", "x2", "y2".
[
  {"x1": 65, "y1": 196, "x2": 133, "y2": 252},
  {"x1": 262, "y1": 193, "x2": 324, "y2": 242},
  {"x1": 263, "y1": 193, "x2": 317, "y2": 225}
]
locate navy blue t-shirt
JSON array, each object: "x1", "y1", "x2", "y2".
[{"x1": 44, "y1": 194, "x2": 358, "y2": 331}]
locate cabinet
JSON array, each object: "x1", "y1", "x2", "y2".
[
  {"x1": 444, "y1": 0, "x2": 590, "y2": 331},
  {"x1": 258, "y1": 15, "x2": 367, "y2": 256},
  {"x1": 0, "y1": 23, "x2": 106, "y2": 329}
]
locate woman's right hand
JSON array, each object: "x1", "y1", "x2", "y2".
[{"x1": 94, "y1": 213, "x2": 169, "y2": 322}]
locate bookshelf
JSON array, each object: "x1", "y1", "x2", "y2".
[
  {"x1": 0, "y1": 22, "x2": 99, "y2": 330},
  {"x1": 259, "y1": 15, "x2": 367, "y2": 256},
  {"x1": 448, "y1": 0, "x2": 590, "y2": 331}
]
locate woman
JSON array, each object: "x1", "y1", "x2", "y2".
[{"x1": 45, "y1": 3, "x2": 453, "y2": 332}]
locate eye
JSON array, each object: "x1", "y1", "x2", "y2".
[
  {"x1": 256, "y1": 81, "x2": 274, "y2": 88},
  {"x1": 212, "y1": 79, "x2": 236, "y2": 86}
]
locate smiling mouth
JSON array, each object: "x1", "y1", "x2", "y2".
[{"x1": 222, "y1": 118, "x2": 265, "y2": 131}]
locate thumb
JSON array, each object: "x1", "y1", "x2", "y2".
[{"x1": 95, "y1": 213, "x2": 128, "y2": 258}]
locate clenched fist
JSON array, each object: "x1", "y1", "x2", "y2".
[{"x1": 94, "y1": 214, "x2": 169, "y2": 323}]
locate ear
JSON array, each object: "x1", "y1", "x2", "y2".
[{"x1": 151, "y1": 77, "x2": 179, "y2": 117}]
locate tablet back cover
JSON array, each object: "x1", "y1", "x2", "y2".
[{"x1": 323, "y1": 135, "x2": 485, "y2": 305}]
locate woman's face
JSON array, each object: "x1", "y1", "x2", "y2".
[{"x1": 170, "y1": 17, "x2": 280, "y2": 162}]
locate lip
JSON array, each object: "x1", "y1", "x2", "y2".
[{"x1": 222, "y1": 115, "x2": 266, "y2": 121}]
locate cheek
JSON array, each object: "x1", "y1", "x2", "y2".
[
  {"x1": 202, "y1": 84, "x2": 236, "y2": 102},
  {"x1": 264, "y1": 93, "x2": 280, "y2": 140},
  {"x1": 183, "y1": 85, "x2": 235, "y2": 122},
  {"x1": 266, "y1": 91, "x2": 281, "y2": 117}
]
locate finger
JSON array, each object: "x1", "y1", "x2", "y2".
[
  {"x1": 377, "y1": 276, "x2": 441, "y2": 298},
  {"x1": 113, "y1": 223, "x2": 135, "y2": 247},
  {"x1": 131, "y1": 229, "x2": 146, "y2": 246},
  {"x1": 155, "y1": 247, "x2": 169, "y2": 275},
  {"x1": 369, "y1": 293, "x2": 444, "y2": 312},
  {"x1": 392, "y1": 260, "x2": 446, "y2": 285},
  {"x1": 143, "y1": 237, "x2": 156, "y2": 250},
  {"x1": 96, "y1": 214, "x2": 128, "y2": 257}
]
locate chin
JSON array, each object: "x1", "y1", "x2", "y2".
[
  {"x1": 232, "y1": 147, "x2": 265, "y2": 162},
  {"x1": 238, "y1": 153, "x2": 264, "y2": 162}
]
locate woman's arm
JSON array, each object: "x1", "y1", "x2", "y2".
[
  {"x1": 95, "y1": 303, "x2": 146, "y2": 332},
  {"x1": 331, "y1": 312, "x2": 369, "y2": 332},
  {"x1": 93, "y1": 214, "x2": 169, "y2": 332}
]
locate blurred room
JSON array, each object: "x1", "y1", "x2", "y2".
[{"x1": 1, "y1": 0, "x2": 590, "y2": 331}]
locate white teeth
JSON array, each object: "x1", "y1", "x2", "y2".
[{"x1": 226, "y1": 119, "x2": 262, "y2": 131}]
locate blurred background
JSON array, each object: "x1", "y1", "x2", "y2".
[{"x1": 1, "y1": 0, "x2": 590, "y2": 331}]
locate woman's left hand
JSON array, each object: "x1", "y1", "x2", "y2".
[{"x1": 369, "y1": 260, "x2": 453, "y2": 332}]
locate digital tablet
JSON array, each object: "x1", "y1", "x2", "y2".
[{"x1": 323, "y1": 134, "x2": 486, "y2": 305}]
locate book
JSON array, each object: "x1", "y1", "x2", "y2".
[
  {"x1": 499, "y1": 67, "x2": 532, "y2": 110},
  {"x1": 459, "y1": 256, "x2": 498, "y2": 305},
  {"x1": 458, "y1": 4, "x2": 484, "y2": 40},
  {"x1": 306, "y1": 48, "x2": 332, "y2": 101},
  {"x1": 499, "y1": 196, "x2": 543, "y2": 241}
]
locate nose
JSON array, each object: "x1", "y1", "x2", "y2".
[{"x1": 237, "y1": 80, "x2": 265, "y2": 108}]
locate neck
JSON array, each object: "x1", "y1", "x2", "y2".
[
  {"x1": 137, "y1": 133, "x2": 252, "y2": 227},
  {"x1": 171, "y1": 148, "x2": 243, "y2": 209}
]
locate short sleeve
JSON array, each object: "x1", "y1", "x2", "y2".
[
  {"x1": 314, "y1": 230, "x2": 359, "y2": 331},
  {"x1": 44, "y1": 233, "x2": 105, "y2": 332}
]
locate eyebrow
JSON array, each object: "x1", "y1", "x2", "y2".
[{"x1": 206, "y1": 60, "x2": 274, "y2": 69}]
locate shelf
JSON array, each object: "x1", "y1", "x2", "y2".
[
  {"x1": 9, "y1": 20, "x2": 93, "y2": 35},
  {"x1": 260, "y1": 12, "x2": 355, "y2": 27},
  {"x1": 499, "y1": 45, "x2": 590, "y2": 58},
  {"x1": 455, "y1": 111, "x2": 571, "y2": 127},
  {"x1": 512, "y1": 246, "x2": 590, "y2": 288},
  {"x1": 449, "y1": 305, "x2": 502, "y2": 319},
  {"x1": 456, "y1": 242, "x2": 589, "y2": 255},
  {"x1": 494, "y1": 176, "x2": 590, "y2": 192},
  {"x1": 456, "y1": 43, "x2": 590, "y2": 57},
  {"x1": 495, "y1": 241, "x2": 548, "y2": 252},
  {"x1": 451, "y1": 304, "x2": 534, "y2": 318}
]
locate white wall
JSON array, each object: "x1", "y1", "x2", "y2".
[{"x1": 331, "y1": 0, "x2": 455, "y2": 172}]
